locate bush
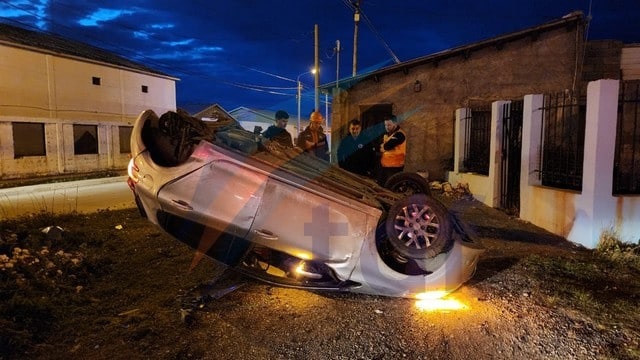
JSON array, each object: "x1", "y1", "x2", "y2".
[{"x1": 596, "y1": 229, "x2": 640, "y2": 268}]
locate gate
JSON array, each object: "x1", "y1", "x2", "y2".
[{"x1": 499, "y1": 100, "x2": 523, "y2": 214}]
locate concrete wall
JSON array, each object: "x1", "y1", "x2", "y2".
[
  {"x1": 0, "y1": 44, "x2": 176, "y2": 180},
  {"x1": 332, "y1": 23, "x2": 584, "y2": 180},
  {"x1": 448, "y1": 80, "x2": 640, "y2": 248}
]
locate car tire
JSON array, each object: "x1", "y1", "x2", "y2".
[
  {"x1": 384, "y1": 172, "x2": 431, "y2": 196},
  {"x1": 385, "y1": 194, "x2": 452, "y2": 259}
]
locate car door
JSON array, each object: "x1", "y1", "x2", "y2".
[
  {"x1": 157, "y1": 156, "x2": 268, "y2": 239},
  {"x1": 247, "y1": 174, "x2": 380, "y2": 265}
]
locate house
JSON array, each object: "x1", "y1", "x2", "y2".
[
  {"x1": 327, "y1": 11, "x2": 598, "y2": 179},
  {"x1": 325, "y1": 11, "x2": 640, "y2": 248},
  {"x1": 227, "y1": 106, "x2": 301, "y2": 140},
  {"x1": 193, "y1": 103, "x2": 237, "y2": 124},
  {"x1": 0, "y1": 22, "x2": 178, "y2": 180}
]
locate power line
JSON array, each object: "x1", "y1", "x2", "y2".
[
  {"x1": 0, "y1": 0, "x2": 305, "y2": 101},
  {"x1": 340, "y1": 0, "x2": 400, "y2": 64}
]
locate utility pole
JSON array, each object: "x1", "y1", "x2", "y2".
[
  {"x1": 314, "y1": 24, "x2": 320, "y2": 112},
  {"x1": 352, "y1": 0, "x2": 360, "y2": 76},
  {"x1": 335, "y1": 40, "x2": 341, "y2": 88}
]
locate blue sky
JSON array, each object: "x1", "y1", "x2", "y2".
[{"x1": 1, "y1": 0, "x2": 638, "y2": 114}]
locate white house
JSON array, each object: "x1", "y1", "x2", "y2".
[{"x1": 0, "y1": 23, "x2": 178, "y2": 180}]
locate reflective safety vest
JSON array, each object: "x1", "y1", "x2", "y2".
[{"x1": 381, "y1": 128, "x2": 406, "y2": 167}]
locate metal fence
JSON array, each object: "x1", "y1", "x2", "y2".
[
  {"x1": 614, "y1": 80, "x2": 640, "y2": 195},
  {"x1": 539, "y1": 91, "x2": 586, "y2": 191},
  {"x1": 499, "y1": 100, "x2": 523, "y2": 213},
  {"x1": 463, "y1": 106, "x2": 491, "y2": 175}
]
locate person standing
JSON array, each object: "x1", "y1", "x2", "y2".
[
  {"x1": 297, "y1": 111, "x2": 329, "y2": 161},
  {"x1": 377, "y1": 115, "x2": 406, "y2": 185},
  {"x1": 262, "y1": 110, "x2": 293, "y2": 148},
  {"x1": 337, "y1": 118, "x2": 375, "y2": 177}
]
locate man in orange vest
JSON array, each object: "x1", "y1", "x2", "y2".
[
  {"x1": 297, "y1": 111, "x2": 329, "y2": 161},
  {"x1": 377, "y1": 115, "x2": 406, "y2": 185}
]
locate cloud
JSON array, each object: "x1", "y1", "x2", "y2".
[
  {"x1": 2, "y1": 0, "x2": 639, "y2": 113},
  {"x1": 77, "y1": 8, "x2": 134, "y2": 26}
]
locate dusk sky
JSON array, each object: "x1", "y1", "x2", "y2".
[{"x1": 1, "y1": 1, "x2": 638, "y2": 114}]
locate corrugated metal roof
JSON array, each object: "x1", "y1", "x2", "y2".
[{"x1": 0, "y1": 21, "x2": 175, "y2": 79}]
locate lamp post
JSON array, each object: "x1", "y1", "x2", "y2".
[{"x1": 296, "y1": 69, "x2": 315, "y2": 136}]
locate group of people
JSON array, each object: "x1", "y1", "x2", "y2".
[
  {"x1": 262, "y1": 109, "x2": 330, "y2": 161},
  {"x1": 261, "y1": 109, "x2": 406, "y2": 186},
  {"x1": 337, "y1": 115, "x2": 406, "y2": 186}
]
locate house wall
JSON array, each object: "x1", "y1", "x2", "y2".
[
  {"x1": 621, "y1": 45, "x2": 640, "y2": 80},
  {"x1": 0, "y1": 44, "x2": 176, "y2": 180},
  {"x1": 333, "y1": 21, "x2": 585, "y2": 180},
  {"x1": 448, "y1": 80, "x2": 640, "y2": 248}
]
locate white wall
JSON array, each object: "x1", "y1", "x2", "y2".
[
  {"x1": 0, "y1": 43, "x2": 177, "y2": 179},
  {"x1": 448, "y1": 79, "x2": 640, "y2": 248}
]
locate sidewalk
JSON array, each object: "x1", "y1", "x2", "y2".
[{"x1": 0, "y1": 175, "x2": 134, "y2": 219}]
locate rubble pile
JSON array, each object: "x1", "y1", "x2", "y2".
[
  {"x1": 0, "y1": 235, "x2": 86, "y2": 290},
  {"x1": 430, "y1": 181, "x2": 474, "y2": 200}
]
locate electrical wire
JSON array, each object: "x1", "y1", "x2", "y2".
[
  {"x1": 0, "y1": 0, "x2": 305, "y2": 99},
  {"x1": 340, "y1": 0, "x2": 400, "y2": 64}
]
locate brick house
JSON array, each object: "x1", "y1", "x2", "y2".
[
  {"x1": 328, "y1": 11, "x2": 625, "y2": 180},
  {"x1": 325, "y1": 11, "x2": 640, "y2": 247}
]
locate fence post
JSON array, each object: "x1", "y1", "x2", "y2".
[
  {"x1": 567, "y1": 79, "x2": 620, "y2": 248},
  {"x1": 489, "y1": 101, "x2": 509, "y2": 207},
  {"x1": 519, "y1": 94, "x2": 544, "y2": 222},
  {"x1": 453, "y1": 108, "x2": 470, "y2": 173}
]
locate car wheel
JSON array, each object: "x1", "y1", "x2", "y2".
[
  {"x1": 385, "y1": 194, "x2": 452, "y2": 259},
  {"x1": 384, "y1": 172, "x2": 431, "y2": 195}
]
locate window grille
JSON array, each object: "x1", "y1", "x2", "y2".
[
  {"x1": 614, "y1": 80, "x2": 640, "y2": 195},
  {"x1": 540, "y1": 91, "x2": 585, "y2": 191},
  {"x1": 463, "y1": 106, "x2": 491, "y2": 175}
]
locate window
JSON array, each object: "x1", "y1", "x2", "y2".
[
  {"x1": 119, "y1": 126, "x2": 132, "y2": 153},
  {"x1": 73, "y1": 124, "x2": 98, "y2": 155},
  {"x1": 540, "y1": 92, "x2": 585, "y2": 191},
  {"x1": 12, "y1": 122, "x2": 46, "y2": 158},
  {"x1": 141, "y1": 85, "x2": 148, "y2": 93},
  {"x1": 462, "y1": 106, "x2": 491, "y2": 175},
  {"x1": 614, "y1": 80, "x2": 640, "y2": 195},
  {"x1": 92, "y1": 76, "x2": 101, "y2": 85}
]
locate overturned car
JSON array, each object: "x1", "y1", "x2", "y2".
[{"x1": 127, "y1": 110, "x2": 484, "y2": 298}]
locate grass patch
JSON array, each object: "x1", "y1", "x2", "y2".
[
  {"x1": 519, "y1": 252, "x2": 640, "y2": 329},
  {"x1": 596, "y1": 229, "x2": 640, "y2": 268},
  {"x1": 0, "y1": 212, "x2": 116, "y2": 356},
  {"x1": 0, "y1": 208, "x2": 219, "y2": 359}
]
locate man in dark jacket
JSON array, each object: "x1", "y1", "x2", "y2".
[
  {"x1": 262, "y1": 110, "x2": 293, "y2": 148},
  {"x1": 337, "y1": 118, "x2": 375, "y2": 177}
]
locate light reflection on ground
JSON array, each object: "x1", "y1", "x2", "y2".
[{"x1": 414, "y1": 291, "x2": 468, "y2": 312}]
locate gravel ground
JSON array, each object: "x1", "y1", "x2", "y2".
[{"x1": 2, "y1": 196, "x2": 639, "y2": 360}]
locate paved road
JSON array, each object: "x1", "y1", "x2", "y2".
[{"x1": 0, "y1": 176, "x2": 135, "y2": 220}]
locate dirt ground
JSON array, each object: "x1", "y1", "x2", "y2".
[{"x1": 1, "y1": 195, "x2": 639, "y2": 360}]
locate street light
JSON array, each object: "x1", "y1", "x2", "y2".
[{"x1": 297, "y1": 69, "x2": 316, "y2": 136}]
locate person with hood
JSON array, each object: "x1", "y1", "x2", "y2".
[{"x1": 297, "y1": 111, "x2": 329, "y2": 161}]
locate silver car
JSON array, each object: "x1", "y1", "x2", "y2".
[{"x1": 127, "y1": 110, "x2": 484, "y2": 298}]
